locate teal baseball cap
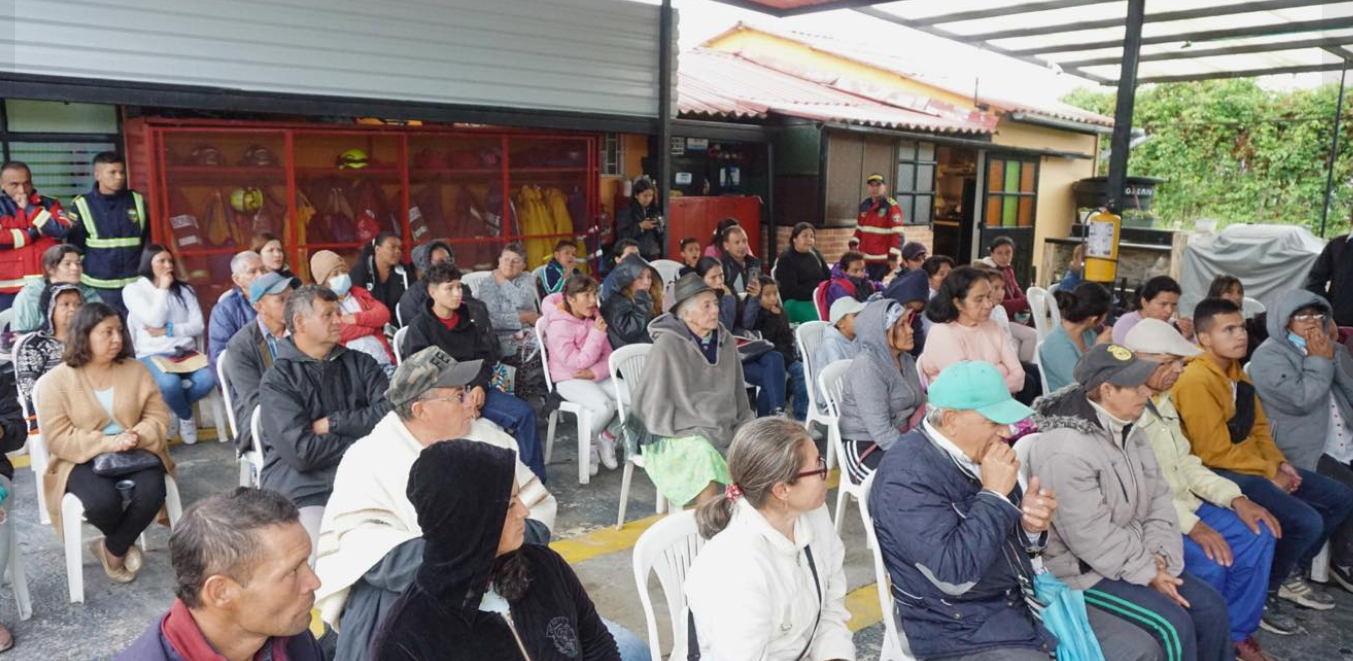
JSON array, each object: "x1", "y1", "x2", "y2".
[
  {"x1": 248, "y1": 271, "x2": 300, "y2": 304},
  {"x1": 927, "y1": 361, "x2": 1033, "y2": 424}
]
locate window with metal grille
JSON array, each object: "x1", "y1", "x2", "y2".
[
  {"x1": 895, "y1": 140, "x2": 936, "y2": 226},
  {"x1": 1, "y1": 100, "x2": 121, "y2": 198},
  {"x1": 600, "y1": 132, "x2": 623, "y2": 176}
]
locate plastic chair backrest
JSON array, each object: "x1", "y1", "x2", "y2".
[
  {"x1": 649, "y1": 259, "x2": 684, "y2": 287},
  {"x1": 1242, "y1": 296, "x2": 1266, "y2": 319},
  {"x1": 28, "y1": 372, "x2": 51, "y2": 472},
  {"x1": 461, "y1": 270, "x2": 492, "y2": 298},
  {"x1": 817, "y1": 359, "x2": 853, "y2": 419},
  {"x1": 859, "y1": 473, "x2": 916, "y2": 661},
  {"x1": 216, "y1": 349, "x2": 238, "y2": 440},
  {"x1": 534, "y1": 317, "x2": 557, "y2": 395},
  {"x1": 795, "y1": 320, "x2": 828, "y2": 373},
  {"x1": 250, "y1": 404, "x2": 264, "y2": 458},
  {"x1": 1033, "y1": 340, "x2": 1052, "y2": 396},
  {"x1": 1013, "y1": 432, "x2": 1040, "y2": 486},
  {"x1": 608, "y1": 343, "x2": 651, "y2": 422},
  {"x1": 0, "y1": 308, "x2": 14, "y2": 335},
  {"x1": 632, "y1": 509, "x2": 705, "y2": 661},
  {"x1": 393, "y1": 326, "x2": 409, "y2": 364},
  {"x1": 1027, "y1": 287, "x2": 1051, "y2": 340}
]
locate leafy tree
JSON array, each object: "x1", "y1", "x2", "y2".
[{"x1": 1063, "y1": 79, "x2": 1353, "y2": 236}]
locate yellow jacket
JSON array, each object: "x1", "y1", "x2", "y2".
[
  {"x1": 1139, "y1": 392, "x2": 1244, "y2": 533},
  {"x1": 1172, "y1": 355, "x2": 1286, "y2": 478}
]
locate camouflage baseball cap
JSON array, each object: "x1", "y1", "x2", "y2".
[{"x1": 386, "y1": 346, "x2": 482, "y2": 409}]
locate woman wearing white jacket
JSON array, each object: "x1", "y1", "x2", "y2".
[
  {"x1": 122, "y1": 245, "x2": 217, "y2": 444},
  {"x1": 680, "y1": 417, "x2": 855, "y2": 661}
]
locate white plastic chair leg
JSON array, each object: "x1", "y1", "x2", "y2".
[
  {"x1": 209, "y1": 390, "x2": 229, "y2": 443},
  {"x1": 238, "y1": 456, "x2": 253, "y2": 488},
  {"x1": 576, "y1": 410, "x2": 593, "y2": 486},
  {"x1": 617, "y1": 458, "x2": 635, "y2": 529},
  {"x1": 61, "y1": 495, "x2": 85, "y2": 603},
  {"x1": 1312, "y1": 541, "x2": 1331, "y2": 583},
  {"x1": 166, "y1": 476, "x2": 184, "y2": 526},
  {"x1": 544, "y1": 410, "x2": 559, "y2": 464},
  {"x1": 833, "y1": 481, "x2": 849, "y2": 534},
  {"x1": 3, "y1": 515, "x2": 31, "y2": 621},
  {"x1": 823, "y1": 429, "x2": 836, "y2": 470},
  {"x1": 655, "y1": 492, "x2": 667, "y2": 515}
]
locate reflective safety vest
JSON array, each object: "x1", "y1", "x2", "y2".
[{"x1": 73, "y1": 191, "x2": 145, "y2": 289}]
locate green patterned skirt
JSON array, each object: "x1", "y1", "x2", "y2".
[
  {"x1": 642, "y1": 435, "x2": 732, "y2": 506},
  {"x1": 784, "y1": 298, "x2": 821, "y2": 324}
]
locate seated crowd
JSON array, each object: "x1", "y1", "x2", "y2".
[{"x1": 5, "y1": 221, "x2": 1353, "y2": 661}]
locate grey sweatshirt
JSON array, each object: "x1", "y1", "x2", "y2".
[{"x1": 837, "y1": 299, "x2": 926, "y2": 449}]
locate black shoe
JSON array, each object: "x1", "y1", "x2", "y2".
[
  {"x1": 1331, "y1": 564, "x2": 1353, "y2": 594},
  {"x1": 1259, "y1": 595, "x2": 1299, "y2": 636}
]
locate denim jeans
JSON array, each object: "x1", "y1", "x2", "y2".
[
  {"x1": 480, "y1": 388, "x2": 545, "y2": 482},
  {"x1": 602, "y1": 618, "x2": 652, "y2": 661},
  {"x1": 742, "y1": 350, "x2": 787, "y2": 415},
  {"x1": 1216, "y1": 467, "x2": 1353, "y2": 587},
  {"x1": 141, "y1": 356, "x2": 217, "y2": 420},
  {"x1": 788, "y1": 360, "x2": 809, "y2": 421}
]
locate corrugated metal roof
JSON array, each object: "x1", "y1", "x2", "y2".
[
  {"x1": 706, "y1": 22, "x2": 1114, "y2": 127},
  {"x1": 679, "y1": 49, "x2": 999, "y2": 134}
]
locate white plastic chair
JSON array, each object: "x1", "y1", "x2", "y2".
[
  {"x1": 859, "y1": 473, "x2": 917, "y2": 661},
  {"x1": 818, "y1": 359, "x2": 865, "y2": 534},
  {"x1": 31, "y1": 372, "x2": 184, "y2": 603},
  {"x1": 191, "y1": 337, "x2": 230, "y2": 444},
  {"x1": 215, "y1": 349, "x2": 258, "y2": 487},
  {"x1": 11, "y1": 333, "x2": 50, "y2": 524},
  {"x1": 249, "y1": 404, "x2": 265, "y2": 484},
  {"x1": 1033, "y1": 340, "x2": 1052, "y2": 395},
  {"x1": 1242, "y1": 296, "x2": 1266, "y2": 319},
  {"x1": 393, "y1": 326, "x2": 409, "y2": 364},
  {"x1": 794, "y1": 321, "x2": 835, "y2": 468},
  {"x1": 632, "y1": 510, "x2": 705, "y2": 661},
  {"x1": 610, "y1": 343, "x2": 667, "y2": 528},
  {"x1": 649, "y1": 259, "x2": 684, "y2": 286},
  {"x1": 1313, "y1": 541, "x2": 1331, "y2": 583},
  {"x1": 0, "y1": 308, "x2": 13, "y2": 335},
  {"x1": 1026, "y1": 287, "x2": 1052, "y2": 341},
  {"x1": 461, "y1": 270, "x2": 493, "y2": 297},
  {"x1": 536, "y1": 318, "x2": 594, "y2": 485}
]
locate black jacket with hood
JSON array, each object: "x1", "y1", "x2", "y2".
[
  {"x1": 396, "y1": 240, "x2": 453, "y2": 327},
  {"x1": 773, "y1": 245, "x2": 830, "y2": 301},
  {"x1": 351, "y1": 249, "x2": 411, "y2": 320},
  {"x1": 400, "y1": 296, "x2": 497, "y2": 391},
  {"x1": 371, "y1": 442, "x2": 618, "y2": 661},
  {"x1": 599, "y1": 254, "x2": 656, "y2": 349},
  {"x1": 257, "y1": 339, "x2": 392, "y2": 507}
]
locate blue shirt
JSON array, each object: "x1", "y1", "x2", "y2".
[
  {"x1": 1039, "y1": 325, "x2": 1098, "y2": 392},
  {"x1": 96, "y1": 388, "x2": 124, "y2": 435}
]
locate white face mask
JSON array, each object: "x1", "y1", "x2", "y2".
[{"x1": 328, "y1": 273, "x2": 352, "y2": 296}]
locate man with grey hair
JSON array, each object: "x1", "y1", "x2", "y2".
[
  {"x1": 315, "y1": 346, "x2": 556, "y2": 661},
  {"x1": 208, "y1": 250, "x2": 266, "y2": 368},
  {"x1": 259, "y1": 284, "x2": 392, "y2": 562},
  {"x1": 116, "y1": 487, "x2": 325, "y2": 661}
]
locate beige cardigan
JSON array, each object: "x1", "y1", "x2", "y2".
[{"x1": 37, "y1": 360, "x2": 174, "y2": 532}]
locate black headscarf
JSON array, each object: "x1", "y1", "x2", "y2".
[{"x1": 407, "y1": 440, "x2": 518, "y2": 623}]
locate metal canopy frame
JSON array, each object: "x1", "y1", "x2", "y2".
[{"x1": 706, "y1": 0, "x2": 1353, "y2": 232}]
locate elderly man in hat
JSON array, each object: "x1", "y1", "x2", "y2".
[
  {"x1": 854, "y1": 173, "x2": 904, "y2": 282},
  {"x1": 631, "y1": 272, "x2": 755, "y2": 507},
  {"x1": 1126, "y1": 319, "x2": 1283, "y2": 658},
  {"x1": 1030, "y1": 344, "x2": 1230, "y2": 661},
  {"x1": 873, "y1": 361, "x2": 1164, "y2": 661},
  {"x1": 315, "y1": 346, "x2": 557, "y2": 661},
  {"x1": 223, "y1": 271, "x2": 299, "y2": 454}
]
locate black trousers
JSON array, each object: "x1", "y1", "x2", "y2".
[{"x1": 65, "y1": 461, "x2": 166, "y2": 556}]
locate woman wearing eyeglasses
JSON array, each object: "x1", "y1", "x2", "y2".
[
  {"x1": 1250, "y1": 289, "x2": 1353, "y2": 586},
  {"x1": 677, "y1": 418, "x2": 855, "y2": 661}
]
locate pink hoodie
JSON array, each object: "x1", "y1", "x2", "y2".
[{"x1": 541, "y1": 292, "x2": 614, "y2": 384}]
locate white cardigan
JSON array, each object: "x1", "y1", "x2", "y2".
[
  {"x1": 123, "y1": 277, "x2": 203, "y2": 358},
  {"x1": 679, "y1": 501, "x2": 856, "y2": 661}
]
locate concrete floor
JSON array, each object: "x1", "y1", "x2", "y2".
[{"x1": 2, "y1": 426, "x2": 1352, "y2": 660}]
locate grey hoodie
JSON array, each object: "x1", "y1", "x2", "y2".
[
  {"x1": 630, "y1": 313, "x2": 754, "y2": 447},
  {"x1": 1249, "y1": 289, "x2": 1353, "y2": 471},
  {"x1": 837, "y1": 299, "x2": 925, "y2": 449}
]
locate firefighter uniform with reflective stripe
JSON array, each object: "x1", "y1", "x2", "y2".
[
  {"x1": 0, "y1": 191, "x2": 73, "y2": 299},
  {"x1": 854, "y1": 195, "x2": 904, "y2": 268},
  {"x1": 68, "y1": 186, "x2": 148, "y2": 291}
]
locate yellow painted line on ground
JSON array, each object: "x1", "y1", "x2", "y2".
[
  {"x1": 550, "y1": 513, "x2": 667, "y2": 565},
  {"x1": 12, "y1": 454, "x2": 28, "y2": 469},
  {"x1": 845, "y1": 583, "x2": 884, "y2": 632}
]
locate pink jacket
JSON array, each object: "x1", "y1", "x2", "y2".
[
  {"x1": 541, "y1": 293, "x2": 614, "y2": 384},
  {"x1": 918, "y1": 319, "x2": 1025, "y2": 393}
]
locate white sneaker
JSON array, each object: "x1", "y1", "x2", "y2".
[
  {"x1": 588, "y1": 445, "x2": 600, "y2": 477},
  {"x1": 597, "y1": 434, "x2": 619, "y2": 470},
  {"x1": 179, "y1": 417, "x2": 198, "y2": 445},
  {"x1": 1278, "y1": 576, "x2": 1335, "y2": 611}
]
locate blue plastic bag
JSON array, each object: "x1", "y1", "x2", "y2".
[{"x1": 1034, "y1": 571, "x2": 1107, "y2": 661}]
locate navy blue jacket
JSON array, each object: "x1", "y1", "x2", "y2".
[
  {"x1": 869, "y1": 427, "x2": 1056, "y2": 660},
  {"x1": 68, "y1": 186, "x2": 147, "y2": 288},
  {"x1": 208, "y1": 287, "x2": 256, "y2": 369}
]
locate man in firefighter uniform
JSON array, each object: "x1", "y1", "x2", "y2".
[
  {"x1": 854, "y1": 173, "x2": 904, "y2": 282},
  {"x1": 68, "y1": 151, "x2": 148, "y2": 313},
  {"x1": 0, "y1": 161, "x2": 73, "y2": 311}
]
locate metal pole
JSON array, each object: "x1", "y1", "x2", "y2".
[
  {"x1": 657, "y1": 0, "x2": 674, "y2": 257},
  {"x1": 1106, "y1": 0, "x2": 1146, "y2": 214},
  {"x1": 1320, "y1": 60, "x2": 1348, "y2": 238}
]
